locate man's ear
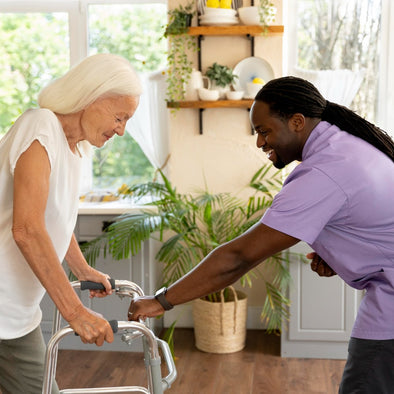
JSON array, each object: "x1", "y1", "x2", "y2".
[{"x1": 288, "y1": 113, "x2": 305, "y2": 132}]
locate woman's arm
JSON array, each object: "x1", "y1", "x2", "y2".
[
  {"x1": 65, "y1": 233, "x2": 113, "y2": 298},
  {"x1": 12, "y1": 140, "x2": 113, "y2": 345},
  {"x1": 128, "y1": 221, "x2": 300, "y2": 320}
]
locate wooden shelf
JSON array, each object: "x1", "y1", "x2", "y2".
[
  {"x1": 167, "y1": 99, "x2": 254, "y2": 109},
  {"x1": 165, "y1": 25, "x2": 282, "y2": 134},
  {"x1": 187, "y1": 25, "x2": 284, "y2": 36}
]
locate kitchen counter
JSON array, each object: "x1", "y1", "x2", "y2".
[{"x1": 78, "y1": 198, "x2": 155, "y2": 215}]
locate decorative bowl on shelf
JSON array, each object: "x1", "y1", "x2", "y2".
[
  {"x1": 198, "y1": 88, "x2": 220, "y2": 101},
  {"x1": 246, "y1": 82, "x2": 263, "y2": 98},
  {"x1": 226, "y1": 90, "x2": 244, "y2": 100},
  {"x1": 238, "y1": 6, "x2": 259, "y2": 25}
]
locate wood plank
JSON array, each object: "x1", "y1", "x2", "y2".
[
  {"x1": 54, "y1": 329, "x2": 346, "y2": 394},
  {"x1": 187, "y1": 25, "x2": 284, "y2": 36},
  {"x1": 167, "y1": 99, "x2": 254, "y2": 109}
]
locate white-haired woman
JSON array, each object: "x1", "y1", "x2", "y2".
[{"x1": 0, "y1": 53, "x2": 142, "y2": 393}]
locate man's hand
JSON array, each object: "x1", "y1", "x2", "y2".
[
  {"x1": 127, "y1": 296, "x2": 164, "y2": 322},
  {"x1": 307, "y1": 252, "x2": 337, "y2": 277}
]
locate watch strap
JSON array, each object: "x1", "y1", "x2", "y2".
[{"x1": 155, "y1": 287, "x2": 174, "y2": 311}]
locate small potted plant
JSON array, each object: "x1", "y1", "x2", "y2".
[
  {"x1": 164, "y1": 2, "x2": 195, "y2": 37},
  {"x1": 205, "y1": 62, "x2": 238, "y2": 99},
  {"x1": 163, "y1": 1, "x2": 198, "y2": 103}
]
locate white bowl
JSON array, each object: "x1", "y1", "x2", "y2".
[
  {"x1": 226, "y1": 90, "x2": 244, "y2": 100},
  {"x1": 246, "y1": 82, "x2": 263, "y2": 98},
  {"x1": 198, "y1": 88, "x2": 220, "y2": 101},
  {"x1": 238, "y1": 6, "x2": 260, "y2": 25}
]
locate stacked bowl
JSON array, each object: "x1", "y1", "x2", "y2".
[{"x1": 199, "y1": 7, "x2": 239, "y2": 25}]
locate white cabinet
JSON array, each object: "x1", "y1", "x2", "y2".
[
  {"x1": 281, "y1": 242, "x2": 363, "y2": 359},
  {"x1": 40, "y1": 212, "x2": 162, "y2": 351}
]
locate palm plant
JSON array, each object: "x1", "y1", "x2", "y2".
[{"x1": 82, "y1": 163, "x2": 295, "y2": 333}]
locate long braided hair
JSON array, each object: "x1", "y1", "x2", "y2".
[{"x1": 255, "y1": 76, "x2": 394, "y2": 162}]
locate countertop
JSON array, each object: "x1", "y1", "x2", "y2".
[{"x1": 78, "y1": 199, "x2": 154, "y2": 215}]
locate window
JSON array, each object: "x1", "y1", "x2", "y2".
[
  {"x1": 87, "y1": 3, "x2": 167, "y2": 189},
  {"x1": 285, "y1": 0, "x2": 382, "y2": 123},
  {"x1": 0, "y1": 12, "x2": 69, "y2": 137},
  {"x1": 0, "y1": 1, "x2": 167, "y2": 191}
]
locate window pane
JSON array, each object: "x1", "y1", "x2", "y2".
[
  {"x1": 0, "y1": 13, "x2": 69, "y2": 138},
  {"x1": 88, "y1": 4, "x2": 167, "y2": 190},
  {"x1": 296, "y1": 0, "x2": 381, "y2": 121}
]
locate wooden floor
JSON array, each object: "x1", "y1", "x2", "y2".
[{"x1": 55, "y1": 329, "x2": 346, "y2": 394}]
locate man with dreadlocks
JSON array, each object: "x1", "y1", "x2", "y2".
[{"x1": 128, "y1": 76, "x2": 394, "y2": 393}]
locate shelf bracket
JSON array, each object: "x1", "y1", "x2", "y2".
[
  {"x1": 199, "y1": 108, "x2": 204, "y2": 135},
  {"x1": 197, "y1": 35, "x2": 204, "y2": 71},
  {"x1": 246, "y1": 34, "x2": 255, "y2": 57}
]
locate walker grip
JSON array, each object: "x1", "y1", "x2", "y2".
[
  {"x1": 74, "y1": 319, "x2": 118, "y2": 335},
  {"x1": 80, "y1": 278, "x2": 116, "y2": 291}
]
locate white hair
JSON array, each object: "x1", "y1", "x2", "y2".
[{"x1": 38, "y1": 53, "x2": 142, "y2": 114}]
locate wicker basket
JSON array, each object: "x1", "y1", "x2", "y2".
[{"x1": 192, "y1": 286, "x2": 248, "y2": 354}]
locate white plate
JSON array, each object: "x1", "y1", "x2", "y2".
[
  {"x1": 199, "y1": 16, "x2": 239, "y2": 25},
  {"x1": 232, "y1": 56, "x2": 274, "y2": 98}
]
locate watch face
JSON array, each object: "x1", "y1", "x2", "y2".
[{"x1": 156, "y1": 287, "x2": 167, "y2": 296}]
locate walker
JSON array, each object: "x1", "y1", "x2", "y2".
[{"x1": 42, "y1": 279, "x2": 177, "y2": 394}]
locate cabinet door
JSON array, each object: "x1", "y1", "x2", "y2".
[{"x1": 281, "y1": 242, "x2": 363, "y2": 359}]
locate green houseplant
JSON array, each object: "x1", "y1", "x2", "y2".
[
  {"x1": 258, "y1": 0, "x2": 277, "y2": 32},
  {"x1": 82, "y1": 163, "x2": 294, "y2": 336},
  {"x1": 205, "y1": 62, "x2": 238, "y2": 98},
  {"x1": 163, "y1": 1, "x2": 198, "y2": 103}
]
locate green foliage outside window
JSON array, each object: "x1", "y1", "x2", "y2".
[
  {"x1": 0, "y1": 13, "x2": 69, "y2": 138},
  {"x1": 0, "y1": 4, "x2": 168, "y2": 190},
  {"x1": 88, "y1": 4, "x2": 167, "y2": 190}
]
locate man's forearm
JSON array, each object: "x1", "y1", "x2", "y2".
[{"x1": 165, "y1": 244, "x2": 250, "y2": 306}]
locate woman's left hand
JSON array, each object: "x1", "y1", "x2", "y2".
[{"x1": 79, "y1": 268, "x2": 114, "y2": 298}]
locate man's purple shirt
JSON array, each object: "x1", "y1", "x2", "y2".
[{"x1": 261, "y1": 121, "x2": 394, "y2": 339}]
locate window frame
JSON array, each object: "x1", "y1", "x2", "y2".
[
  {"x1": 0, "y1": 0, "x2": 167, "y2": 67},
  {"x1": 283, "y1": 0, "x2": 393, "y2": 134},
  {"x1": 0, "y1": 0, "x2": 168, "y2": 191}
]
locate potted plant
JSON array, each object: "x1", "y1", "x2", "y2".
[
  {"x1": 258, "y1": 0, "x2": 276, "y2": 31},
  {"x1": 205, "y1": 62, "x2": 238, "y2": 99},
  {"x1": 163, "y1": 1, "x2": 198, "y2": 103},
  {"x1": 82, "y1": 163, "x2": 295, "y2": 334}
]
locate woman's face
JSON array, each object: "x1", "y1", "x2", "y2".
[{"x1": 80, "y1": 95, "x2": 139, "y2": 148}]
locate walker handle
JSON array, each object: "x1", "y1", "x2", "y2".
[
  {"x1": 75, "y1": 319, "x2": 118, "y2": 335},
  {"x1": 80, "y1": 278, "x2": 116, "y2": 291}
]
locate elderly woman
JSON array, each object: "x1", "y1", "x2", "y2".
[{"x1": 0, "y1": 53, "x2": 141, "y2": 393}]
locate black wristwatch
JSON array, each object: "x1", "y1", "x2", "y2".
[{"x1": 154, "y1": 287, "x2": 174, "y2": 311}]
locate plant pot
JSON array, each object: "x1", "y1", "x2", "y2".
[{"x1": 192, "y1": 286, "x2": 248, "y2": 354}]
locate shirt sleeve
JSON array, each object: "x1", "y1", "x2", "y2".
[
  {"x1": 261, "y1": 166, "x2": 348, "y2": 244},
  {"x1": 8, "y1": 110, "x2": 57, "y2": 176}
]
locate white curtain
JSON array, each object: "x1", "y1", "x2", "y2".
[
  {"x1": 126, "y1": 70, "x2": 170, "y2": 173},
  {"x1": 292, "y1": 67, "x2": 365, "y2": 107}
]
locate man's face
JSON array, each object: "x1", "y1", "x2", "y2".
[{"x1": 250, "y1": 101, "x2": 303, "y2": 169}]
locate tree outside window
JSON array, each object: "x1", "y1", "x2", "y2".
[
  {"x1": 88, "y1": 4, "x2": 167, "y2": 190},
  {"x1": 0, "y1": 13, "x2": 69, "y2": 138},
  {"x1": 296, "y1": 0, "x2": 381, "y2": 122}
]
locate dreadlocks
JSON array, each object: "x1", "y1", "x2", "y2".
[{"x1": 255, "y1": 76, "x2": 394, "y2": 162}]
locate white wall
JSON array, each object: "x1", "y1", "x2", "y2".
[{"x1": 165, "y1": 0, "x2": 284, "y2": 328}]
